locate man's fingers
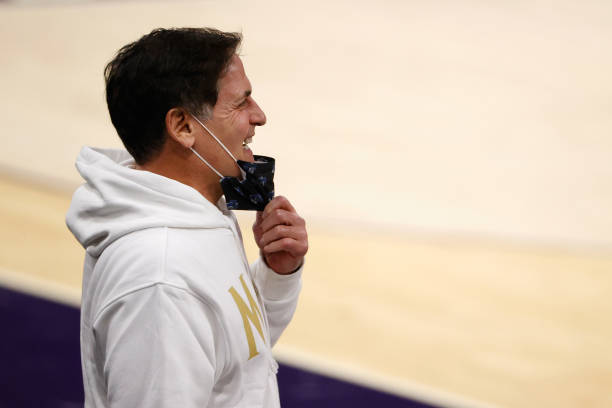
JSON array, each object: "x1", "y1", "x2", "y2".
[
  {"x1": 252, "y1": 210, "x2": 265, "y2": 233},
  {"x1": 262, "y1": 196, "x2": 296, "y2": 219},
  {"x1": 255, "y1": 197, "x2": 308, "y2": 259},
  {"x1": 253, "y1": 211, "x2": 264, "y2": 231},
  {"x1": 263, "y1": 237, "x2": 308, "y2": 257},
  {"x1": 260, "y1": 224, "x2": 307, "y2": 248},
  {"x1": 259, "y1": 208, "x2": 304, "y2": 234}
]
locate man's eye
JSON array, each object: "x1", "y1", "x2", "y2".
[{"x1": 238, "y1": 99, "x2": 248, "y2": 107}]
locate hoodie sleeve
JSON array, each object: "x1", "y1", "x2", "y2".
[
  {"x1": 92, "y1": 283, "x2": 226, "y2": 408},
  {"x1": 250, "y1": 257, "x2": 303, "y2": 346}
]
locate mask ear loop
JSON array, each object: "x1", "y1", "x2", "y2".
[
  {"x1": 189, "y1": 147, "x2": 224, "y2": 180},
  {"x1": 191, "y1": 115, "x2": 239, "y2": 163}
]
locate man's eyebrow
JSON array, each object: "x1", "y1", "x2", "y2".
[{"x1": 234, "y1": 90, "x2": 251, "y2": 103}]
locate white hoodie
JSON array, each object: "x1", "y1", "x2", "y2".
[{"x1": 66, "y1": 147, "x2": 302, "y2": 408}]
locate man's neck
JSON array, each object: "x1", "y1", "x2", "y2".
[{"x1": 136, "y1": 152, "x2": 223, "y2": 206}]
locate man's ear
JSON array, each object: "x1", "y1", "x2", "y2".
[{"x1": 165, "y1": 108, "x2": 196, "y2": 148}]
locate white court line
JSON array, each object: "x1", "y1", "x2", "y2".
[
  {"x1": 273, "y1": 344, "x2": 499, "y2": 408},
  {"x1": 0, "y1": 266, "x2": 496, "y2": 408},
  {"x1": 0, "y1": 267, "x2": 81, "y2": 307}
]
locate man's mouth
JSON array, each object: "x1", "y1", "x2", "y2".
[{"x1": 242, "y1": 137, "x2": 253, "y2": 150}]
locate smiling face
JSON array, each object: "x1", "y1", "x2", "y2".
[{"x1": 195, "y1": 54, "x2": 267, "y2": 178}]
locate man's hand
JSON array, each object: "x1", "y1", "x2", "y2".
[{"x1": 252, "y1": 196, "x2": 308, "y2": 274}]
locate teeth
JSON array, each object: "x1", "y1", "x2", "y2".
[{"x1": 242, "y1": 137, "x2": 253, "y2": 148}]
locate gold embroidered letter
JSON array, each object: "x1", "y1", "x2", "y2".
[{"x1": 229, "y1": 275, "x2": 264, "y2": 359}]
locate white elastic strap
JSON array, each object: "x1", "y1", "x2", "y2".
[
  {"x1": 189, "y1": 147, "x2": 224, "y2": 179},
  {"x1": 191, "y1": 115, "x2": 239, "y2": 163}
]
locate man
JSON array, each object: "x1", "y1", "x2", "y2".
[{"x1": 66, "y1": 28, "x2": 308, "y2": 407}]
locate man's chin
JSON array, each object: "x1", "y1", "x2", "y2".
[{"x1": 242, "y1": 148, "x2": 255, "y2": 162}]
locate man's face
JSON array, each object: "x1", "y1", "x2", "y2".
[{"x1": 197, "y1": 54, "x2": 266, "y2": 178}]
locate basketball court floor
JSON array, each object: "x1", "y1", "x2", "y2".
[{"x1": 1, "y1": 1, "x2": 611, "y2": 407}]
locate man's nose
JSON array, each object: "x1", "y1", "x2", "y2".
[{"x1": 250, "y1": 99, "x2": 267, "y2": 126}]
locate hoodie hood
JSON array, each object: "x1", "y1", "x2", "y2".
[{"x1": 66, "y1": 147, "x2": 230, "y2": 257}]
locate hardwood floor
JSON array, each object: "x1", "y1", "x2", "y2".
[{"x1": 1, "y1": 1, "x2": 611, "y2": 406}]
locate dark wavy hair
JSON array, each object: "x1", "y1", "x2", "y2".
[{"x1": 104, "y1": 27, "x2": 242, "y2": 164}]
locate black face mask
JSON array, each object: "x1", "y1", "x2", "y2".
[
  {"x1": 220, "y1": 156, "x2": 275, "y2": 211},
  {"x1": 189, "y1": 115, "x2": 275, "y2": 211}
]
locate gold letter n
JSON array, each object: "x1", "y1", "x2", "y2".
[{"x1": 229, "y1": 275, "x2": 265, "y2": 360}]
